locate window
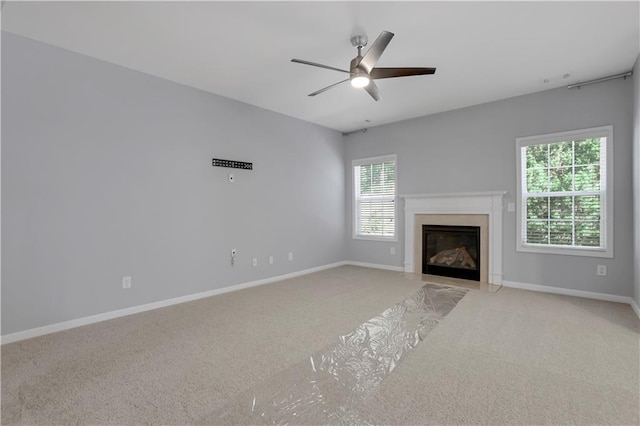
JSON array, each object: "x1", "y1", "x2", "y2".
[
  {"x1": 353, "y1": 155, "x2": 397, "y2": 241},
  {"x1": 516, "y1": 126, "x2": 613, "y2": 258}
]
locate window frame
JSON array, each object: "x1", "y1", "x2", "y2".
[
  {"x1": 515, "y1": 125, "x2": 613, "y2": 258},
  {"x1": 352, "y1": 154, "x2": 398, "y2": 242}
]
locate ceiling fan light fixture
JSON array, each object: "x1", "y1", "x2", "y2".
[
  {"x1": 291, "y1": 30, "x2": 436, "y2": 101},
  {"x1": 351, "y1": 76, "x2": 370, "y2": 88}
]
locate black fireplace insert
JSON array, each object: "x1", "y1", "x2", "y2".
[{"x1": 422, "y1": 225, "x2": 480, "y2": 281}]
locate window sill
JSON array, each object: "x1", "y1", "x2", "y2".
[
  {"x1": 353, "y1": 235, "x2": 398, "y2": 243},
  {"x1": 517, "y1": 244, "x2": 613, "y2": 258}
]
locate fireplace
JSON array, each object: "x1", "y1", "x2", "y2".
[
  {"x1": 402, "y1": 192, "x2": 505, "y2": 284},
  {"x1": 423, "y1": 225, "x2": 481, "y2": 281}
]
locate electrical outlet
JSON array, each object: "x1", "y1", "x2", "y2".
[
  {"x1": 390, "y1": 247, "x2": 396, "y2": 255},
  {"x1": 507, "y1": 202, "x2": 516, "y2": 213},
  {"x1": 596, "y1": 265, "x2": 607, "y2": 276},
  {"x1": 269, "y1": 255, "x2": 274, "y2": 265},
  {"x1": 288, "y1": 252, "x2": 293, "y2": 261},
  {"x1": 122, "y1": 276, "x2": 132, "y2": 289},
  {"x1": 252, "y1": 257, "x2": 258, "y2": 267}
]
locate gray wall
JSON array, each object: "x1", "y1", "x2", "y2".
[
  {"x1": 633, "y1": 54, "x2": 640, "y2": 307},
  {"x1": 345, "y1": 78, "x2": 634, "y2": 297},
  {"x1": 1, "y1": 32, "x2": 346, "y2": 335},
  {"x1": 2, "y1": 31, "x2": 636, "y2": 337}
]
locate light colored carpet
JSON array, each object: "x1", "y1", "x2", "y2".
[
  {"x1": 2, "y1": 265, "x2": 639, "y2": 424},
  {"x1": 208, "y1": 283, "x2": 469, "y2": 424}
]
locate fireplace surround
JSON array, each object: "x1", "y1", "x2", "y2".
[{"x1": 401, "y1": 192, "x2": 505, "y2": 284}]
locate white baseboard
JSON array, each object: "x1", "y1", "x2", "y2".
[
  {"x1": 502, "y1": 280, "x2": 639, "y2": 317},
  {"x1": 630, "y1": 298, "x2": 640, "y2": 320},
  {"x1": 345, "y1": 261, "x2": 405, "y2": 272},
  {"x1": 7, "y1": 263, "x2": 635, "y2": 345},
  {"x1": 1, "y1": 261, "x2": 348, "y2": 345}
]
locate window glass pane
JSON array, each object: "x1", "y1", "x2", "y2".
[
  {"x1": 526, "y1": 145, "x2": 548, "y2": 169},
  {"x1": 384, "y1": 163, "x2": 395, "y2": 189},
  {"x1": 574, "y1": 165, "x2": 600, "y2": 191},
  {"x1": 549, "y1": 167, "x2": 572, "y2": 192},
  {"x1": 365, "y1": 162, "x2": 395, "y2": 196},
  {"x1": 549, "y1": 196, "x2": 572, "y2": 219},
  {"x1": 575, "y1": 222, "x2": 600, "y2": 247},
  {"x1": 574, "y1": 138, "x2": 600, "y2": 165},
  {"x1": 574, "y1": 195, "x2": 600, "y2": 220},
  {"x1": 527, "y1": 168, "x2": 548, "y2": 193},
  {"x1": 549, "y1": 221, "x2": 573, "y2": 245},
  {"x1": 527, "y1": 197, "x2": 548, "y2": 219},
  {"x1": 526, "y1": 220, "x2": 549, "y2": 244},
  {"x1": 359, "y1": 165, "x2": 371, "y2": 195},
  {"x1": 371, "y1": 163, "x2": 382, "y2": 194},
  {"x1": 549, "y1": 142, "x2": 572, "y2": 167}
]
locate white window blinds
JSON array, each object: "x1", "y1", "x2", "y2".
[{"x1": 353, "y1": 155, "x2": 396, "y2": 240}]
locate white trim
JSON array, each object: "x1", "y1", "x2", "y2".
[
  {"x1": 630, "y1": 298, "x2": 640, "y2": 320},
  {"x1": 401, "y1": 191, "x2": 506, "y2": 284},
  {"x1": 399, "y1": 191, "x2": 507, "y2": 199},
  {"x1": 352, "y1": 154, "x2": 396, "y2": 168},
  {"x1": 345, "y1": 261, "x2": 405, "y2": 272},
  {"x1": 516, "y1": 243, "x2": 612, "y2": 258},
  {"x1": 1, "y1": 261, "x2": 347, "y2": 345},
  {"x1": 502, "y1": 280, "x2": 634, "y2": 305},
  {"x1": 516, "y1": 126, "x2": 612, "y2": 146},
  {"x1": 352, "y1": 235, "x2": 398, "y2": 243},
  {"x1": 5, "y1": 263, "x2": 636, "y2": 345}
]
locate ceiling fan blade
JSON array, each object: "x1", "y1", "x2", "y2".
[
  {"x1": 363, "y1": 81, "x2": 381, "y2": 101},
  {"x1": 308, "y1": 79, "x2": 350, "y2": 96},
  {"x1": 291, "y1": 59, "x2": 349, "y2": 74},
  {"x1": 358, "y1": 31, "x2": 394, "y2": 73},
  {"x1": 370, "y1": 67, "x2": 437, "y2": 80}
]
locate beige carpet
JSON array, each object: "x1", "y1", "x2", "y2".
[{"x1": 2, "y1": 265, "x2": 639, "y2": 424}]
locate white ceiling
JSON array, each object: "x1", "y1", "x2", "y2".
[{"x1": 2, "y1": 1, "x2": 639, "y2": 133}]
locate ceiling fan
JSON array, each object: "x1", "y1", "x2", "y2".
[{"x1": 291, "y1": 31, "x2": 436, "y2": 101}]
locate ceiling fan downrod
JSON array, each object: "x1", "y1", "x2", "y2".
[{"x1": 350, "y1": 35, "x2": 369, "y2": 87}]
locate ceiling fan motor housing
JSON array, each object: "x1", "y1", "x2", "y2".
[
  {"x1": 350, "y1": 35, "x2": 369, "y2": 83},
  {"x1": 350, "y1": 56, "x2": 368, "y2": 80}
]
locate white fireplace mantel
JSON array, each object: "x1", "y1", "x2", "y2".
[{"x1": 401, "y1": 191, "x2": 506, "y2": 284}]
